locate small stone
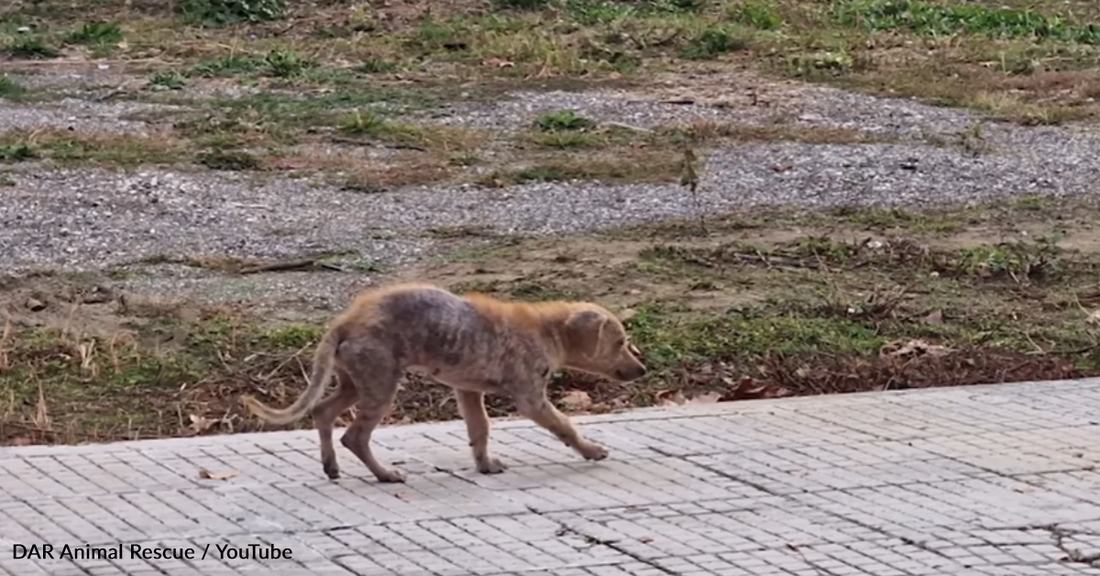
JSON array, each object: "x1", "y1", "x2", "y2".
[
  {"x1": 82, "y1": 286, "x2": 112, "y2": 304},
  {"x1": 25, "y1": 297, "x2": 46, "y2": 311}
]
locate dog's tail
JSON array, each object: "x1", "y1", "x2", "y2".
[{"x1": 241, "y1": 331, "x2": 339, "y2": 425}]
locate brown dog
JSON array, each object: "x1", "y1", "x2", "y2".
[{"x1": 241, "y1": 282, "x2": 647, "y2": 483}]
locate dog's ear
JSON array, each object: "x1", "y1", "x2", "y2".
[{"x1": 564, "y1": 309, "x2": 607, "y2": 353}]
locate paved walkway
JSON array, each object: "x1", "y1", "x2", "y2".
[{"x1": 3, "y1": 380, "x2": 1100, "y2": 576}]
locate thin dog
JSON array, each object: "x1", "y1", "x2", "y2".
[{"x1": 240, "y1": 282, "x2": 647, "y2": 483}]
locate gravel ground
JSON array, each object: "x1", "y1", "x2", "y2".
[{"x1": 2, "y1": 66, "x2": 1098, "y2": 310}]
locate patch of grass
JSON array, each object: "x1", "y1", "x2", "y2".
[
  {"x1": 728, "y1": 0, "x2": 784, "y2": 31},
  {"x1": 188, "y1": 49, "x2": 314, "y2": 79},
  {"x1": 8, "y1": 196, "x2": 1100, "y2": 445},
  {"x1": 681, "y1": 27, "x2": 749, "y2": 60},
  {"x1": 491, "y1": 0, "x2": 552, "y2": 10},
  {"x1": 659, "y1": 119, "x2": 889, "y2": 145},
  {"x1": 0, "y1": 129, "x2": 185, "y2": 167},
  {"x1": 517, "y1": 118, "x2": 889, "y2": 153},
  {"x1": 0, "y1": 75, "x2": 26, "y2": 99},
  {"x1": 338, "y1": 110, "x2": 485, "y2": 152},
  {"x1": 176, "y1": 0, "x2": 286, "y2": 27},
  {"x1": 9, "y1": 0, "x2": 1100, "y2": 126},
  {"x1": 339, "y1": 159, "x2": 456, "y2": 192},
  {"x1": 262, "y1": 48, "x2": 313, "y2": 78},
  {"x1": 358, "y1": 58, "x2": 401, "y2": 74},
  {"x1": 148, "y1": 70, "x2": 187, "y2": 91},
  {"x1": 645, "y1": 232, "x2": 1072, "y2": 285},
  {"x1": 66, "y1": 21, "x2": 123, "y2": 48},
  {"x1": 196, "y1": 149, "x2": 263, "y2": 171},
  {"x1": 478, "y1": 150, "x2": 682, "y2": 186},
  {"x1": 0, "y1": 306, "x2": 322, "y2": 445},
  {"x1": 834, "y1": 0, "x2": 1100, "y2": 44},
  {"x1": 3, "y1": 37, "x2": 61, "y2": 59},
  {"x1": 0, "y1": 144, "x2": 37, "y2": 162},
  {"x1": 626, "y1": 303, "x2": 886, "y2": 368},
  {"x1": 534, "y1": 110, "x2": 595, "y2": 132},
  {"x1": 191, "y1": 54, "x2": 264, "y2": 77}
]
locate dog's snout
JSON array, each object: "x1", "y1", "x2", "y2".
[{"x1": 615, "y1": 363, "x2": 647, "y2": 381}]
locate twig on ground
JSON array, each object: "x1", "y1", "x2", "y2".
[{"x1": 237, "y1": 258, "x2": 320, "y2": 275}]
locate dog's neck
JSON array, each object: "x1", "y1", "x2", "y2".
[{"x1": 519, "y1": 301, "x2": 580, "y2": 370}]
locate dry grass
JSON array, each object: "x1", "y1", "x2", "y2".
[
  {"x1": 0, "y1": 127, "x2": 187, "y2": 166},
  {"x1": 4, "y1": 0, "x2": 1098, "y2": 184},
  {"x1": 6, "y1": 195, "x2": 1100, "y2": 445},
  {"x1": 476, "y1": 148, "x2": 684, "y2": 187}
]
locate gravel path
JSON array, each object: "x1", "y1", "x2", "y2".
[{"x1": 2, "y1": 66, "x2": 1097, "y2": 310}]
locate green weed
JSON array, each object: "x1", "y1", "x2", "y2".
[
  {"x1": 0, "y1": 75, "x2": 27, "y2": 99},
  {"x1": 0, "y1": 144, "x2": 37, "y2": 162},
  {"x1": 176, "y1": 0, "x2": 286, "y2": 26},
  {"x1": 681, "y1": 27, "x2": 748, "y2": 60},
  {"x1": 66, "y1": 21, "x2": 123, "y2": 46},
  {"x1": 148, "y1": 71, "x2": 187, "y2": 91},
  {"x1": 191, "y1": 54, "x2": 263, "y2": 77},
  {"x1": 3, "y1": 37, "x2": 61, "y2": 59},
  {"x1": 728, "y1": 0, "x2": 783, "y2": 30},
  {"x1": 534, "y1": 110, "x2": 595, "y2": 132},
  {"x1": 263, "y1": 48, "x2": 312, "y2": 78},
  {"x1": 834, "y1": 0, "x2": 1100, "y2": 44},
  {"x1": 196, "y1": 150, "x2": 263, "y2": 171}
]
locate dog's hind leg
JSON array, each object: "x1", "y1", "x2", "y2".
[
  {"x1": 338, "y1": 348, "x2": 405, "y2": 483},
  {"x1": 455, "y1": 390, "x2": 507, "y2": 474},
  {"x1": 514, "y1": 390, "x2": 608, "y2": 462},
  {"x1": 310, "y1": 370, "x2": 358, "y2": 480}
]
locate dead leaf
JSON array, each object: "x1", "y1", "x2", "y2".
[
  {"x1": 394, "y1": 492, "x2": 408, "y2": 500},
  {"x1": 559, "y1": 389, "x2": 593, "y2": 411},
  {"x1": 198, "y1": 469, "x2": 239, "y2": 480},
  {"x1": 268, "y1": 157, "x2": 311, "y2": 170},
  {"x1": 879, "y1": 339, "x2": 952, "y2": 360},
  {"x1": 728, "y1": 376, "x2": 792, "y2": 400},
  {"x1": 482, "y1": 58, "x2": 515, "y2": 68},
  {"x1": 1087, "y1": 309, "x2": 1100, "y2": 326},
  {"x1": 685, "y1": 391, "x2": 722, "y2": 404},
  {"x1": 189, "y1": 414, "x2": 217, "y2": 434},
  {"x1": 1013, "y1": 485, "x2": 1033, "y2": 493},
  {"x1": 655, "y1": 389, "x2": 687, "y2": 406},
  {"x1": 639, "y1": 536, "x2": 653, "y2": 543},
  {"x1": 922, "y1": 309, "x2": 944, "y2": 325}
]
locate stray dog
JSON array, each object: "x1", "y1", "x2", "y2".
[{"x1": 241, "y1": 282, "x2": 647, "y2": 483}]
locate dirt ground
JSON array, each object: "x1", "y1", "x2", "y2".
[
  {"x1": 5, "y1": 195, "x2": 1100, "y2": 445},
  {"x1": 5, "y1": 0, "x2": 1100, "y2": 446}
]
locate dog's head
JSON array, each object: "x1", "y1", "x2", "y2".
[{"x1": 561, "y1": 305, "x2": 647, "y2": 382}]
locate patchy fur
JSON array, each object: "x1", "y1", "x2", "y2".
[{"x1": 241, "y1": 282, "x2": 647, "y2": 483}]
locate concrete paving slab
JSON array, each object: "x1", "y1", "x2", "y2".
[{"x1": 3, "y1": 378, "x2": 1100, "y2": 575}]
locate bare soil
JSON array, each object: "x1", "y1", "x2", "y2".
[
  {"x1": 5, "y1": 0, "x2": 1100, "y2": 446},
  {"x1": 5, "y1": 195, "x2": 1100, "y2": 445}
]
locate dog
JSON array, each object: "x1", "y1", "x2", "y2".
[{"x1": 240, "y1": 281, "x2": 647, "y2": 483}]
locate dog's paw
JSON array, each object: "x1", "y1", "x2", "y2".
[
  {"x1": 477, "y1": 457, "x2": 508, "y2": 475},
  {"x1": 323, "y1": 461, "x2": 340, "y2": 480},
  {"x1": 375, "y1": 468, "x2": 407, "y2": 483},
  {"x1": 580, "y1": 443, "x2": 609, "y2": 461}
]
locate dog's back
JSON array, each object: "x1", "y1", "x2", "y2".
[{"x1": 336, "y1": 283, "x2": 544, "y2": 387}]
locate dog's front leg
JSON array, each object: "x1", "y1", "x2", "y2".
[
  {"x1": 514, "y1": 389, "x2": 608, "y2": 462},
  {"x1": 455, "y1": 390, "x2": 507, "y2": 474}
]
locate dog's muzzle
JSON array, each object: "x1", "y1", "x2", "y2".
[{"x1": 615, "y1": 363, "x2": 647, "y2": 381}]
